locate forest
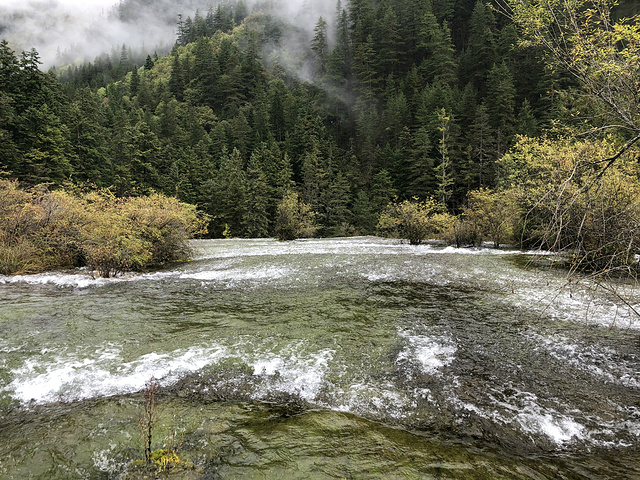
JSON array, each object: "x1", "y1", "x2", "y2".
[{"x1": 1, "y1": 0, "x2": 640, "y2": 275}]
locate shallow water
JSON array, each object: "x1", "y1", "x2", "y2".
[{"x1": 0, "y1": 237, "x2": 638, "y2": 478}]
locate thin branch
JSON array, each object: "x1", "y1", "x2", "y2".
[{"x1": 593, "y1": 133, "x2": 640, "y2": 178}]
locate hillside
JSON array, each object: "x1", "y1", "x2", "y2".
[{"x1": 1, "y1": 0, "x2": 639, "y2": 247}]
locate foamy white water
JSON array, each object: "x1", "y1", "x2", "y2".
[{"x1": 0, "y1": 237, "x2": 638, "y2": 456}]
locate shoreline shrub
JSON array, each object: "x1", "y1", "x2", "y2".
[
  {"x1": 0, "y1": 180, "x2": 209, "y2": 276},
  {"x1": 275, "y1": 191, "x2": 317, "y2": 241},
  {"x1": 498, "y1": 136, "x2": 640, "y2": 273},
  {"x1": 377, "y1": 198, "x2": 454, "y2": 245}
]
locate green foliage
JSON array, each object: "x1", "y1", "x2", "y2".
[
  {"x1": 150, "y1": 449, "x2": 180, "y2": 471},
  {"x1": 0, "y1": 0, "x2": 623, "y2": 245},
  {"x1": 377, "y1": 197, "x2": 453, "y2": 245},
  {"x1": 504, "y1": 0, "x2": 640, "y2": 141},
  {"x1": 0, "y1": 180, "x2": 208, "y2": 277},
  {"x1": 275, "y1": 191, "x2": 317, "y2": 241},
  {"x1": 498, "y1": 136, "x2": 640, "y2": 272},
  {"x1": 458, "y1": 188, "x2": 519, "y2": 247}
]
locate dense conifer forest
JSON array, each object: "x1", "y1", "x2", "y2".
[{"x1": 1, "y1": 0, "x2": 639, "y2": 256}]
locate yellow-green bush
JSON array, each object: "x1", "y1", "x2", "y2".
[
  {"x1": 377, "y1": 198, "x2": 454, "y2": 245},
  {"x1": 275, "y1": 191, "x2": 317, "y2": 241},
  {"x1": 498, "y1": 136, "x2": 640, "y2": 272},
  {"x1": 457, "y1": 188, "x2": 519, "y2": 247},
  {"x1": 0, "y1": 180, "x2": 208, "y2": 277}
]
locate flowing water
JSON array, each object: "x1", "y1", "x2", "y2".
[{"x1": 0, "y1": 237, "x2": 638, "y2": 479}]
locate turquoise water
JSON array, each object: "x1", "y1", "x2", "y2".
[{"x1": 0, "y1": 237, "x2": 638, "y2": 478}]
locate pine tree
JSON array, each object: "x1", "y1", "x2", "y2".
[
  {"x1": 242, "y1": 153, "x2": 271, "y2": 237},
  {"x1": 434, "y1": 108, "x2": 453, "y2": 207},
  {"x1": 328, "y1": 5, "x2": 352, "y2": 84},
  {"x1": 375, "y1": 1, "x2": 402, "y2": 78},
  {"x1": 68, "y1": 87, "x2": 111, "y2": 185},
  {"x1": 130, "y1": 67, "x2": 140, "y2": 96},
  {"x1": 169, "y1": 53, "x2": 185, "y2": 102},
  {"x1": 17, "y1": 104, "x2": 75, "y2": 185},
  {"x1": 408, "y1": 125, "x2": 435, "y2": 198},
  {"x1": 467, "y1": 103, "x2": 495, "y2": 188},
  {"x1": 419, "y1": 19, "x2": 457, "y2": 85},
  {"x1": 127, "y1": 119, "x2": 162, "y2": 191},
  {"x1": 301, "y1": 137, "x2": 326, "y2": 213},
  {"x1": 217, "y1": 38, "x2": 245, "y2": 112},
  {"x1": 311, "y1": 16, "x2": 329, "y2": 76},
  {"x1": 459, "y1": 0, "x2": 497, "y2": 91},
  {"x1": 213, "y1": 4, "x2": 235, "y2": 32},
  {"x1": 515, "y1": 99, "x2": 538, "y2": 137},
  {"x1": 144, "y1": 55, "x2": 154, "y2": 71},
  {"x1": 0, "y1": 40, "x2": 19, "y2": 95},
  {"x1": 268, "y1": 79, "x2": 288, "y2": 142},
  {"x1": 370, "y1": 168, "x2": 397, "y2": 213},
  {"x1": 188, "y1": 37, "x2": 220, "y2": 108},
  {"x1": 323, "y1": 170, "x2": 352, "y2": 235},
  {"x1": 486, "y1": 61, "x2": 516, "y2": 157},
  {"x1": 353, "y1": 34, "x2": 378, "y2": 97},
  {"x1": 241, "y1": 31, "x2": 264, "y2": 98},
  {"x1": 234, "y1": 0, "x2": 249, "y2": 25},
  {"x1": 215, "y1": 148, "x2": 247, "y2": 237},
  {"x1": 0, "y1": 91, "x2": 19, "y2": 175}
]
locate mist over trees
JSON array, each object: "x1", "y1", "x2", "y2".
[{"x1": 1, "y1": 0, "x2": 640, "y2": 267}]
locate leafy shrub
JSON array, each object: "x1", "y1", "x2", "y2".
[
  {"x1": 498, "y1": 136, "x2": 640, "y2": 273},
  {"x1": 377, "y1": 198, "x2": 453, "y2": 245},
  {"x1": 0, "y1": 240, "x2": 41, "y2": 275},
  {"x1": 0, "y1": 181, "x2": 208, "y2": 276},
  {"x1": 457, "y1": 188, "x2": 519, "y2": 247},
  {"x1": 275, "y1": 191, "x2": 317, "y2": 241}
]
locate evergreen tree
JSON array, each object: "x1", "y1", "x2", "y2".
[
  {"x1": 434, "y1": 108, "x2": 454, "y2": 207},
  {"x1": 68, "y1": 87, "x2": 111, "y2": 185},
  {"x1": 188, "y1": 37, "x2": 220, "y2": 108},
  {"x1": 459, "y1": 0, "x2": 497, "y2": 91},
  {"x1": 215, "y1": 148, "x2": 247, "y2": 237},
  {"x1": 467, "y1": 103, "x2": 495, "y2": 188},
  {"x1": 268, "y1": 79, "x2": 289, "y2": 142},
  {"x1": 353, "y1": 34, "x2": 378, "y2": 97},
  {"x1": 301, "y1": 137, "x2": 326, "y2": 212},
  {"x1": 352, "y1": 189, "x2": 375, "y2": 233},
  {"x1": 323, "y1": 170, "x2": 352, "y2": 235},
  {"x1": 0, "y1": 40, "x2": 19, "y2": 95},
  {"x1": 375, "y1": 1, "x2": 402, "y2": 78},
  {"x1": 144, "y1": 55, "x2": 154, "y2": 71},
  {"x1": 169, "y1": 52, "x2": 186, "y2": 102},
  {"x1": 328, "y1": 5, "x2": 352, "y2": 84},
  {"x1": 213, "y1": 4, "x2": 235, "y2": 32},
  {"x1": 0, "y1": 91, "x2": 19, "y2": 175},
  {"x1": 311, "y1": 16, "x2": 330, "y2": 76},
  {"x1": 370, "y1": 168, "x2": 397, "y2": 213},
  {"x1": 130, "y1": 67, "x2": 140, "y2": 96},
  {"x1": 234, "y1": 0, "x2": 249, "y2": 25},
  {"x1": 16, "y1": 104, "x2": 75, "y2": 185},
  {"x1": 486, "y1": 61, "x2": 516, "y2": 157},
  {"x1": 242, "y1": 153, "x2": 271, "y2": 237},
  {"x1": 408, "y1": 125, "x2": 435, "y2": 198},
  {"x1": 127, "y1": 119, "x2": 162, "y2": 191},
  {"x1": 515, "y1": 98, "x2": 538, "y2": 137}
]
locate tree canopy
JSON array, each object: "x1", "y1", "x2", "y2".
[{"x1": 1, "y1": 0, "x2": 639, "y2": 263}]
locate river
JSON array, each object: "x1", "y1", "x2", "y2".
[{"x1": 0, "y1": 237, "x2": 638, "y2": 478}]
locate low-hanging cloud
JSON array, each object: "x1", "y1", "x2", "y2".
[
  {"x1": 1, "y1": 0, "x2": 196, "y2": 67},
  {"x1": 0, "y1": 0, "x2": 341, "y2": 70}
]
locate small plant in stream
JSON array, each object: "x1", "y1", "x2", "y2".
[
  {"x1": 150, "y1": 429, "x2": 183, "y2": 472},
  {"x1": 138, "y1": 377, "x2": 159, "y2": 465},
  {"x1": 136, "y1": 378, "x2": 187, "y2": 474}
]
